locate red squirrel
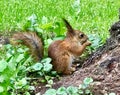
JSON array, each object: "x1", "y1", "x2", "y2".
[{"x1": 11, "y1": 19, "x2": 91, "y2": 74}]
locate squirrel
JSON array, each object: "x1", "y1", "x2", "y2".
[{"x1": 10, "y1": 19, "x2": 91, "y2": 75}]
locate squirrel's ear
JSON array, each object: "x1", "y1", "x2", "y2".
[{"x1": 63, "y1": 18, "x2": 75, "y2": 35}]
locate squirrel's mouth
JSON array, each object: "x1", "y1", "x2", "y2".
[{"x1": 81, "y1": 39, "x2": 87, "y2": 44}]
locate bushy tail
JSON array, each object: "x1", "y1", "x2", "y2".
[{"x1": 12, "y1": 32, "x2": 44, "y2": 61}]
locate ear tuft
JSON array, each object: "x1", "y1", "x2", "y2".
[{"x1": 62, "y1": 18, "x2": 74, "y2": 35}]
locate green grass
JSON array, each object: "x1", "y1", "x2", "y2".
[{"x1": 0, "y1": 0, "x2": 120, "y2": 41}]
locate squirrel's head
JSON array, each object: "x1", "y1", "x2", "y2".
[{"x1": 63, "y1": 18, "x2": 90, "y2": 45}]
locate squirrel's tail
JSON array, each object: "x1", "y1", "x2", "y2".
[{"x1": 12, "y1": 32, "x2": 44, "y2": 61}]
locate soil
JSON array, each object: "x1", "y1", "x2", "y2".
[{"x1": 34, "y1": 20, "x2": 120, "y2": 95}]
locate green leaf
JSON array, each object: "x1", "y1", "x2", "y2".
[
  {"x1": 83, "y1": 77, "x2": 93, "y2": 85},
  {"x1": 16, "y1": 54, "x2": 24, "y2": 63},
  {"x1": 28, "y1": 14, "x2": 37, "y2": 25},
  {"x1": 0, "y1": 75, "x2": 4, "y2": 83},
  {"x1": 6, "y1": 52, "x2": 12, "y2": 58},
  {"x1": 17, "y1": 48, "x2": 26, "y2": 53},
  {"x1": 41, "y1": 58, "x2": 52, "y2": 64},
  {"x1": 41, "y1": 16, "x2": 48, "y2": 24},
  {"x1": 28, "y1": 86, "x2": 35, "y2": 90},
  {"x1": 0, "y1": 59, "x2": 7, "y2": 72},
  {"x1": 40, "y1": 79, "x2": 46, "y2": 83},
  {"x1": 0, "y1": 86, "x2": 4, "y2": 93},
  {"x1": 57, "y1": 87, "x2": 67, "y2": 95},
  {"x1": 46, "y1": 84, "x2": 52, "y2": 88},
  {"x1": 51, "y1": 71, "x2": 57, "y2": 76},
  {"x1": 109, "y1": 92, "x2": 116, "y2": 95},
  {"x1": 35, "y1": 27, "x2": 44, "y2": 34},
  {"x1": 43, "y1": 63, "x2": 52, "y2": 72},
  {"x1": 48, "y1": 80, "x2": 53, "y2": 85},
  {"x1": 4, "y1": 44, "x2": 12, "y2": 49},
  {"x1": 67, "y1": 86, "x2": 78, "y2": 94},
  {"x1": 32, "y1": 63, "x2": 43, "y2": 71},
  {"x1": 78, "y1": 89, "x2": 84, "y2": 94},
  {"x1": 71, "y1": 0, "x2": 80, "y2": 15},
  {"x1": 44, "y1": 39, "x2": 53, "y2": 48},
  {"x1": 42, "y1": 58, "x2": 52, "y2": 72},
  {"x1": 88, "y1": 34, "x2": 101, "y2": 49},
  {"x1": 45, "y1": 76, "x2": 51, "y2": 81},
  {"x1": 25, "y1": 92, "x2": 31, "y2": 95},
  {"x1": 38, "y1": 72, "x2": 44, "y2": 76},
  {"x1": 78, "y1": 84, "x2": 82, "y2": 89},
  {"x1": 81, "y1": 84, "x2": 87, "y2": 89},
  {"x1": 8, "y1": 57, "x2": 16, "y2": 71},
  {"x1": 44, "y1": 89, "x2": 56, "y2": 95},
  {"x1": 41, "y1": 22, "x2": 53, "y2": 29},
  {"x1": 15, "y1": 78, "x2": 27, "y2": 89},
  {"x1": 47, "y1": 39, "x2": 53, "y2": 45},
  {"x1": 20, "y1": 78, "x2": 27, "y2": 85},
  {"x1": 85, "y1": 89, "x2": 91, "y2": 94}
]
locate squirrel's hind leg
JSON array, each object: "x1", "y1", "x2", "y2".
[{"x1": 62, "y1": 54, "x2": 76, "y2": 75}]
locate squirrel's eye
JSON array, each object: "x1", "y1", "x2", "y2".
[{"x1": 79, "y1": 33, "x2": 84, "y2": 38}]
